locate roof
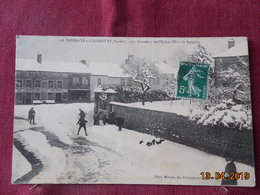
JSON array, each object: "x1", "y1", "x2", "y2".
[
  {"x1": 89, "y1": 61, "x2": 178, "y2": 77},
  {"x1": 105, "y1": 89, "x2": 117, "y2": 93},
  {"x1": 16, "y1": 58, "x2": 90, "y2": 73},
  {"x1": 16, "y1": 58, "x2": 177, "y2": 77},
  {"x1": 88, "y1": 62, "x2": 128, "y2": 77},
  {"x1": 93, "y1": 87, "x2": 103, "y2": 93},
  {"x1": 213, "y1": 41, "x2": 248, "y2": 58}
]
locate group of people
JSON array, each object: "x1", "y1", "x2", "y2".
[
  {"x1": 93, "y1": 111, "x2": 114, "y2": 126},
  {"x1": 93, "y1": 111, "x2": 124, "y2": 130},
  {"x1": 76, "y1": 109, "x2": 125, "y2": 135}
]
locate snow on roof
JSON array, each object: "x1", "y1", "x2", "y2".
[
  {"x1": 93, "y1": 87, "x2": 104, "y2": 93},
  {"x1": 105, "y1": 89, "x2": 117, "y2": 93},
  {"x1": 155, "y1": 61, "x2": 178, "y2": 75},
  {"x1": 16, "y1": 58, "x2": 90, "y2": 73},
  {"x1": 89, "y1": 62, "x2": 129, "y2": 77},
  {"x1": 214, "y1": 41, "x2": 248, "y2": 58}
]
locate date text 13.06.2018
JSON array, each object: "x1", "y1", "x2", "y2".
[{"x1": 200, "y1": 172, "x2": 250, "y2": 180}]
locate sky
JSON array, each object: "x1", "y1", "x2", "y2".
[{"x1": 16, "y1": 36, "x2": 247, "y2": 68}]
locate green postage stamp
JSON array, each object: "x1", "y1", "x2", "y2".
[{"x1": 176, "y1": 61, "x2": 209, "y2": 100}]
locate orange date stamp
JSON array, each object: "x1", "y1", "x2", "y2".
[{"x1": 200, "y1": 172, "x2": 250, "y2": 180}]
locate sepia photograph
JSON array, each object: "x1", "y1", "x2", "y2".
[{"x1": 12, "y1": 36, "x2": 255, "y2": 186}]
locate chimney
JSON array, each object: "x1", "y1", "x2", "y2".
[
  {"x1": 80, "y1": 59, "x2": 89, "y2": 67},
  {"x1": 125, "y1": 54, "x2": 134, "y2": 64},
  {"x1": 228, "y1": 39, "x2": 235, "y2": 49},
  {"x1": 80, "y1": 59, "x2": 87, "y2": 65},
  {"x1": 37, "y1": 54, "x2": 42, "y2": 64}
]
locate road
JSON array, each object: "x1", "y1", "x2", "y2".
[{"x1": 14, "y1": 119, "x2": 137, "y2": 183}]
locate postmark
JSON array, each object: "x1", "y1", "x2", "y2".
[{"x1": 176, "y1": 61, "x2": 209, "y2": 100}]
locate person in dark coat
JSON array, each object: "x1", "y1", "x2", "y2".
[
  {"x1": 108, "y1": 111, "x2": 115, "y2": 125},
  {"x1": 79, "y1": 109, "x2": 86, "y2": 119},
  {"x1": 115, "y1": 117, "x2": 124, "y2": 131},
  {"x1": 221, "y1": 157, "x2": 238, "y2": 186},
  {"x1": 93, "y1": 114, "x2": 97, "y2": 125},
  {"x1": 93, "y1": 112, "x2": 101, "y2": 125},
  {"x1": 76, "y1": 117, "x2": 88, "y2": 136},
  {"x1": 28, "y1": 107, "x2": 36, "y2": 124},
  {"x1": 102, "y1": 114, "x2": 108, "y2": 125}
]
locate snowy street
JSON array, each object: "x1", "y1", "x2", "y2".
[{"x1": 13, "y1": 103, "x2": 254, "y2": 186}]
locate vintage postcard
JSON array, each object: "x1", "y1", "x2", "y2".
[{"x1": 13, "y1": 36, "x2": 255, "y2": 186}]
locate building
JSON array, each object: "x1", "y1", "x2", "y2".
[
  {"x1": 15, "y1": 55, "x2": 91, "y2": 104},
  {"x1": 88, "y1": 62, "x2": 134, "y2": 101},
  {"x1": 16, "y1": 54, "x2": 178, "y2": 104},
  {"x1": 213, "y1": 39, "x2": 249, "y2": 87}
]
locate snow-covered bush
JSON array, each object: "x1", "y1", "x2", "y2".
[{"x1": 189, "y1": 99, "x2": 252, "y2": 130}]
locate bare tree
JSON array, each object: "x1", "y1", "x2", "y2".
[
  {"x1": 159, "y1": 75, "x2": 177, "y2": 106},
  {"x1": 185, "y1": 44, "x2": 216, "y2": 102},
  {"x1": 121, "y1": 57, "x2": 159, "y2": 105}
]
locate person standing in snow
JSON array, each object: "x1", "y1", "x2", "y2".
[
  {"x1": 76, "y1": 117, "x2": 88, "y2": 136},
  {"x1": 93, "y1": 112, "x2": 102, "y2": 125},
  {"x1": 28, "y1": 107, "x2": 36, "y2": 124},
  {"x1": 108, "y1": 111, "x2": 115, "y2": 125},
  {"x1": 221, "y1": 157, "x2": 238, "y2": 186},
  {"x1": 79, "y1": 108, "x2": 86, "y2": 119},
  {"x1": 102, "y1": 114, "x2": 108, "y2": 125},
  {"x1": 115, "y1": 117, "x2": 124, "y2": 131}
]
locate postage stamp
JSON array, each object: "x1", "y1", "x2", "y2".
[{"x1": 176, "y1": 61, "x2": 209, "y2": 100}]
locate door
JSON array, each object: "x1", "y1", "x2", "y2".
[
  {"x1": 25, "y1": 93, "x2": 32, "y2": 104},
  {"x1": 56, "y1": 93, "x2": 62, "y2": 103}
]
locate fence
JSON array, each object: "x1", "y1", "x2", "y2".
[{"x1": 110, "y1": 102, "x2": 254, "y2": 166}]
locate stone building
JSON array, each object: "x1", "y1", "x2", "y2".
[{"x1": 88, "y1": 62, "x2": 134, "y2": 101}]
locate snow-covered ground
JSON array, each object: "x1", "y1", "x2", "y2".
[
  {"x1": 14, "y1": 103, "x2": 94, "y2": 145},
  {"x1": 12, "y1": 147, "x2": 32, "y2": 182},
  {"x1": 13, "y1": 103, "x2": 255, "y2": 186}
]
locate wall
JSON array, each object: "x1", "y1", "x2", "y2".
[{"x1": 110, "y1": 102, "x2": 254, "y2": 166}]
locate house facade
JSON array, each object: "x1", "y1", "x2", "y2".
[
  {"x1": 16, "y1": 70, "x2": 69, "y2": 104},
  {"x1": 68, "y1": 73, "x2": 91, "y2": 102},
  {"x1": 88, "y1": 62, "x2": 135, "y2": 101},
  {"x1": 15, "y1": 56, "x2": 91, "y2": 104}
]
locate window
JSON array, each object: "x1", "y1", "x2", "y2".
[
  {"x1": 97, "y1": 78, "x2": 102, "y2": 85},
  {"x1": 63, "y1": 73, "x2": 68, "y2": 78},
  {"x1": 48, "y1": 93, "x2": 53, "y2": 100},
  {"x1": 35, "y1": 80, "x2": 41, "y2": 88},
  {"x1": 26, "y1": 80, "x2": 32, "y2": 87},
  {"x1": 57, "y1": 81, "x2": 62, "y2": 88},
  {"x1": 34, "y1": 93, "x2": 40, "y2": 100},
  {"x1": 127, "y1": 78, "x2": 131, "y2": 86},
  {"x1": 82, "y1": 77, "x2": 89, "y2": 85},
  {"x1": 16, "y1": 80, "x2": 22, "y2": 87},
  {"x1": 72, "y1": 77, "x2": 80, "y2": 85},
  {"x1": 48, "y1": 81, "x2": 54, "y2": 88},
  {"x1": 63, "y1": 93, "x2": 68, "y2": 99},
  {"x1": 120, "y1": 79, "x2": 125, "y2": 86},
  {"x1": 16, "y1": 93, "x2": 23, "y2": 101}
]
